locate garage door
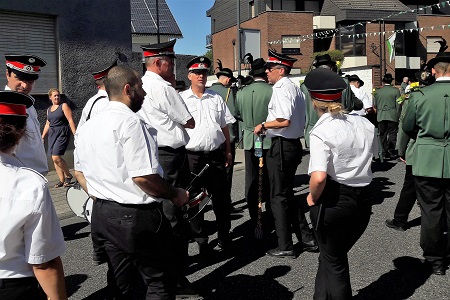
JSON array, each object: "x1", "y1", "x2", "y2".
[{"x1": 0, "y1": 11, "x2": 58, "y2": 94}]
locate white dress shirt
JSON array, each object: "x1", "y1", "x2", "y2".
[
  {"x1": 138, "y1": 71, "x2": 192, "y2": 148},
  {"x1": 308, "y1": 113, "x2": 377, "y2": 187},
  {"x1": 0, "y1": 153, "x2": 65, "y2": 278},
  {"x1": 350, "y1": 85, "x2": 372, "y2": 116},
  {"x1": 265, "y1": 77, "x2": 306, "y2": 139},
  {"x1": 74, "y1": 101, "x2": 164, "y2": 204},
  {"x1": 4, "y1": 86, "x2": 48, "y2": 175},
  {"x1": 180, "y1": 88, "x2": 236, "y2": 152},
  {"x1": 78, "y1": 89, "x2": 109, "y2": 128}
]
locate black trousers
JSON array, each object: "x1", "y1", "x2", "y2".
[
  {"x1": 187, "y1": 149, "x2": 231, "y2": 243},
  {"x1": 393, "y1": 165, "x2": 417, "y2": 226},
  {"x1": 378, "y1": 120, "x2": 398, "y2": 156},
  {"x1": 92, "y1": 199, "x2": 175, "y2": 300},
  {"x1": 414, "y1": 176, "x2": 450, "y2": 269},
  {"x1": 244, "y1": 149, "x2": 270, "y2": 227},
  {"x1": 310, "y1": 181, "x2": 372, "y2": 300},
  {"x1": 0, "y1": 277, "x2": 47, "y2": 300},
  {"x1": 266, "y1": 137, "x2": 314, "y2": 251},
  {"x1": 158, "y1": 146, "x2": 195, "y2": 274}
]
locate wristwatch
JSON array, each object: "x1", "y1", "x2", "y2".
[{"x1": 261, "y1": 122, "x2": 266, "y2": 130}]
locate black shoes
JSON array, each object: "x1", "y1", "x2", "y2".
[
  {"x1": 302, "y1": 240, "x2": 319, "y2": 253},
  {"x1": 385, "y1": 219, "x2": 406, "y2": 232},
  {"x1": 217, "y1": 237, "x2": 232, "y2": 251},
  {"x1": 266, "y1": 248, "x2": 296, "y2": 259},
  {"x1": 423, "y1": 260, "x2": 447, "y2": 276}
]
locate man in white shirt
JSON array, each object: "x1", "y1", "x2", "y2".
[
  {"x1": 180, "y1": 56, "x2": 235, "y2": 252},
  {"x1": 4, "y1": 54, "x2": 48, "y2": 175},
  {"x1": 78, "y1": 59, "x2": 117, "y2": 127},
  {"x1": 74, "y1": 65, "x2": 189, "y2": 299},
  {"x1": 254, "y1": 50, "x2": 317, "y2": 259},
  {"x1": 138, "y1": 40, "x2": 199, "y2": 298},
  {"x1": 348, "y1": 74, "x2": 373, "y2": 116}
]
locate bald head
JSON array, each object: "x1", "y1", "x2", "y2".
[
  {"x1": 105, "y1": 66, "x2": 139, "y2": 98},
  {"x1": 104, "y1": 65, "x2": 145, "y2": 112}
]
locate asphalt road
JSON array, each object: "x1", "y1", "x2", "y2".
[{"x1": 59, "y1": 153, "x2": 449, "y2": 299}]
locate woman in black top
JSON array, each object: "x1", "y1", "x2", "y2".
[{"x1": 42, "y1": 88, "x2": 76, "y2": 187}]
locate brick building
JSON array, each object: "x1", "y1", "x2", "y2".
[{"x1": 207, "y1": 0, "x2": 450, "y2": 87}]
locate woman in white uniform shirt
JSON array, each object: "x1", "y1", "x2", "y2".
[
  {"x1": 0, "y1": 91, "x2": 67, "y2": 300},
  {"x1": 304, "y1": 69, "x2": 377, "y2": 300}
]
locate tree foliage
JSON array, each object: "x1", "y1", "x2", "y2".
[{"x1": 204, "y1": 49, "x2": 215, "y2": 75}]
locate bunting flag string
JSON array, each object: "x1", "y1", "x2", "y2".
[
  {"x1": 268, "y1": 24, "x2": 450, "y2": 45},
  {"x1": 267, "y1": 0, "x2": 450, "y2": 45}
]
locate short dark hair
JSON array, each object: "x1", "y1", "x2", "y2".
[
  {"x1": 104, "y1": 65, "x2": 139, "y2": 98},
  {"x1": 0, "y1": 116, "x2": 27, "y2": 153}
]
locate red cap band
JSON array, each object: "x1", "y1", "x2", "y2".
[
  {"x1": 310, "y1": 91, "x2": 343, "y2": 102},
  {"x1": 93, "y1": 70, "x2": 108, "y2": 81},
  {"x1": 0, "y1": 103, "x2": 27, "y2": 116},
  {"x1": 267, "y1": 56, "x2": 294, "y2": 67},
  {"x1": 188, "y1": 63, "x2": 209, "y2": 70},
  {"x1": 5, "y1": 60, "x2": 40, "y2": 74},
  {"x1": 143, "y1": 48, "x2": 174, "y2": 58}
]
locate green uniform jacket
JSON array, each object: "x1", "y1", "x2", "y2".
[
  {"x1": 302, "y1": 83, "x2": 317, "y2": 148},
  {"x1": 302, "y1": 77, "x2": 362, "y2": 147},
  {"x1": 397, "y1": 95, "x2": 416, "y2": 165},
  {"x1": 209, "y1": 82, "x2": 237, "y2": 142},
  {"x1": 236, "y1": 80, "x2": 272, "y2": 150},
  {"x1": 374, "y1": 84, "x2": 401, "y2": 122},
  {"x1": 402, "y1": 80, "x2": 450, "y2": 178}
]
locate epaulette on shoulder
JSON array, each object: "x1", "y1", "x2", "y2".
[{"x1": 20, "y1": 167, "x2": 48, "y2": 183}]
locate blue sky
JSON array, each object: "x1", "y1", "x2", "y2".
[{"x1": 166, "y1": 0, "x2": 215, "y2": 55}]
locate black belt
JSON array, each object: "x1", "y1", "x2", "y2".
[
  {"x1": 158, "y1": 146, "x2": 186, "y2": 153},
  {"x1": 96, "y1": 198, "x2": 161, "y2": 210},
  {"x1": 186, "y1": 149, "x2": 222, "y2": 156},
  {"x1": 0, "y1": 277, "x2": 38, "y2": 289}
]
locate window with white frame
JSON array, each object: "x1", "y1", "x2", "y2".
[{"x1": 282, "y1": 36, "x2": 301, "y2": 55}]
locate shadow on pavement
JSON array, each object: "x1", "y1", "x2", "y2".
[
  {"x1": 204, "y1": 266, "x2": 297, "y2": 300},
  {"x1": 372, "y1": 161, "x2": 397, "y2": 173},
  {"x1": 65, "y1": 274, "x2": 88, "y2": 297},
  {"x1": 370, "y1": 177, "x2": 395, "y2": 205},
  {"x1": 62, "y1": 221, "x2": 90, "y2": 241},
  {"x1": 353, "y1": 256, "x2": 432, "y2": 300}
]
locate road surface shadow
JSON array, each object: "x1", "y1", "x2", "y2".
[{"x1": 353, "y1": 256, "x2": 432, "y2": 300}]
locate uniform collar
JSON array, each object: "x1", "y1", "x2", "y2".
[
  {"x1": 108, "y1": 100, "x2": 134, "y2": 111},
  {"x1": 144, "y1": 70, "x2": 171, "y2": 86},
  {"x1": 273, "y1": 76, "x2": 289, "y2": 88},
  {"x1": 311, "y1": 112, "x2": 347, "y2": 132},
  {"x1": 183, "y1": 87, "x2": 213, "y2": 99},
  {"x1": 435, "y1": 76, "x2": 450, "y2": 82}
]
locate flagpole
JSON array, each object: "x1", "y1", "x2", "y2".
[
  {"x1": 383, "y1": 20, "x2": 387, "y2": 75},
  {"x1": 379, "y1": 20, "x2": 382, "y2": 86}
]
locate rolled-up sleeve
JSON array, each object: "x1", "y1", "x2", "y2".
[
  {"x1": 308, "y1": 135, "x2": 330, "y2": 174},
  {"x1": 123, "y1": 119, "x2": 161, "y2": 178},
  {"x1": 25, "y1": 186, "x2": 65, "y2": 265}
]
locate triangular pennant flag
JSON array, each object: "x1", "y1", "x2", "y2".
[{"x1": 386, "y1": 32, "x2": 397, "y2": 63}]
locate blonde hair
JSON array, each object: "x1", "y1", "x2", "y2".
[
  {"x1": 312, "y1": 99, "x2": 346, "y2": 117},
  {"x1": 48, "y1": 88, "x2": 60, "y2": 98}
]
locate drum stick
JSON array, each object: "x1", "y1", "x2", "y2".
[{"x1": 186, "y1": 164, "x2": 210, "y2": 192}]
